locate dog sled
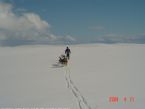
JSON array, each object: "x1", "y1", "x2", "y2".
[{"x1": 58, "y1": 54, "x2": 68, "y2": 65}]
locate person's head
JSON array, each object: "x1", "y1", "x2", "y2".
[{"x1": 66, "y1": 46, "x2": 69, "y2": 49}]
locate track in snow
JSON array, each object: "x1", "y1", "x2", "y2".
[{"x1": 64, "y1": 66, "x2": 94, "y2": 109}]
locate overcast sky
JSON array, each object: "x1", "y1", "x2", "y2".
[{"x1": 0, "y1": 0, "x2": 145, "y2": 46}]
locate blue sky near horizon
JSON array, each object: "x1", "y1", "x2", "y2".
[{"x1": 0, "y1": 0, "x2": 145, "y2": 45}]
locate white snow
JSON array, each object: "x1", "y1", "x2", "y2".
[{"x1": 0, "y1": 44, "x2": 145, "y2": 109}]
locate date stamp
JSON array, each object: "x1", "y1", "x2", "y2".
[{"x1": 109, "y1": 96, "x2": 135, "y2": 103}]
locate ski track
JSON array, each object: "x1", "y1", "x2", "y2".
[{"x1": 64, "y1": 66, "x2": 94, "y2": 109}]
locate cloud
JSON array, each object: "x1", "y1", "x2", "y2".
[
  {"x1": 60, "y1": 35, "x2": 76, "y2": 42},
  {"x1": 94, "y1": 33, "x2": 145, "y2": 43},
  {"x1": 0, "y1": 2, "x2": 76, "y2": 46}
]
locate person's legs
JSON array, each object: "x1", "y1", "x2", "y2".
[{"x1": 67, "y1": 54, "x2": 70, "y2": 60}]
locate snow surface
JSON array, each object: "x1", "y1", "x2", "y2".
[{"x1": 0, "y1": 44, "x2": 145, "y2": 109}]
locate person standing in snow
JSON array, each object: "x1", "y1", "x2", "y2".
[{"x1": 65, "y1": 46, "x2": 71, "y2": 60}]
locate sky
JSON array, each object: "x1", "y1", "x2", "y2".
[{"x1": 0, "y1": 0, "x2": 145, "y2": 46}]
